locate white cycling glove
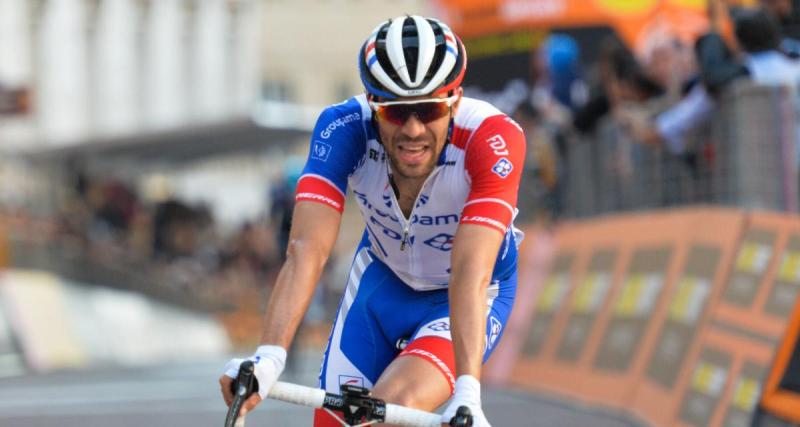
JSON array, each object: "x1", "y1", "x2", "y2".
[
  {"x1": 223, "y1": 345, "x2": 287, "y2": 400},
  {"x1": 441, "y1": 375, "x2": 491, "y2": 427}
]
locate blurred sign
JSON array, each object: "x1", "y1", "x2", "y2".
[
  {"x1": 437, "y1": 0, "x2": 709, "y2": 51},
  {"x1": 0, "y1": 86, "x2": 31, "y2": 115}
]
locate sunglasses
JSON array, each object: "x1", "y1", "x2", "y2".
[{"x1": 369, "y1": 95, "x2": 458, "y2": 125}]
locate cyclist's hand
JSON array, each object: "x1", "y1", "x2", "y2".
[
  {"x1": 441, "y1": 375, "x2": 491, "y2": 427},
  {"x1": 219, "y1": 345, "x2": 287, "y2": 416}
]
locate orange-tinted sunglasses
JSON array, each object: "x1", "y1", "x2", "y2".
[{"x1": 369, "y1": 95, "x2": 458, "y2": 125}]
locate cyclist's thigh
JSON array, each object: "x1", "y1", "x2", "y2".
[
  {"x1": 397, "y1": 273, "x2": 517, "y2": 392},
  {"x1": 315, "y1": 249, "x2": 433, "y2": 426},
  {"x1": 318, "y1": 248, "x2": 392, "y2": 393}
]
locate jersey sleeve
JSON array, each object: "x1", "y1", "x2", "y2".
[
  {"x1": 295, "y1": 99, "x2": 366, "y2": 213},
  {"x1": 461, "y1": 115, "x2": 526, "y2": 234}
]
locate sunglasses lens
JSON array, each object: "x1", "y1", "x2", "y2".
[{"x1": 376, "y1": 101, "x2": 450, "y2": 125}]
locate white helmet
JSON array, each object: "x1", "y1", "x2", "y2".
[{"x1": 358, "y1": 15, "x2": 467, "y2": 99}]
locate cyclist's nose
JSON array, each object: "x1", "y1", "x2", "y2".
[{"x1": 400, "y1": 113, "x2": 426, "y2": 138}]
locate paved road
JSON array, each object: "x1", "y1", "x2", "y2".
[{"x1": 0, "y1": 353, "x2": 644, "y2": 427}]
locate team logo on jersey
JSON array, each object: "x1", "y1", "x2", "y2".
[
  {"x1": 312, "y1": 140, "x2": 332, "y2": 161},
  {"x1": 319, "y1": 112, "x2": 360, "y2": 139},
  {"x1": 487, "y1": 134, "x2": 509, "y2": 156},
  {"x1": 339, "y1": 375, "x2": 364, "y2": 388},
  {"x1": 427, "y1": 321, "x2": 450, "y2": 332},
  {"x1": 488, "y1": 316, "x2": 502, "y2": 349},
  {"x1": 424, "y1": 233, "x2": 455, "y2": 251},
  {"x1": 491, "y1": 158, "x2": 513, "y2": 178},
  {"x1": 368, "y1": 148, "x2": 386, "y2": 162}
]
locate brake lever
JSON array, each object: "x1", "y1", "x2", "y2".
[
  {"x1": 449, "y1": 405, "x2": 473, "y2": 426},
  {"x1": 224, "y1": 361, "x2": 260, "y2": 427}
]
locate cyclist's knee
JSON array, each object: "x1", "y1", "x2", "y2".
[{"x1": 372, "y1": 382, "x2": 423, "y2": 409}]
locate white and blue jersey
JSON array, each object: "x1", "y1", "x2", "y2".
[
  {"x1": 299, "y1": 95, "x2": 526, "y2": 426},
  {"x1": 296, "y1": 95, "x2": 526, "y2": 291}
]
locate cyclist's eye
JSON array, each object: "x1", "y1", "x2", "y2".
[{"x1": 376, "y1": 102, "x2": 450, "y2": 125}]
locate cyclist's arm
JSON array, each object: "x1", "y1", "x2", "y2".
[
  {"x1": 448, "y1": 223, "x2": 505, "y2": 379},
  {"x1": 452, "y1": 113, "x2": 526, "y2": 379},
  {"x1": 259, "y1": 200, "x2": 341, "y2": 348}
]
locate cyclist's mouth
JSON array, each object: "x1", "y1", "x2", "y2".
[{"x1": 396, "y1": 144, "x2": 429, "y2": 164}]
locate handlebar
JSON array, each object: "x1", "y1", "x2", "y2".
[{"x1": 224, "y1": 361, "x2": 474, "y2": 426}]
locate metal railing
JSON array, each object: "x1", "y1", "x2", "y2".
[{"x1": 561, "y1": 80, "x2": 799, "y2": 218}]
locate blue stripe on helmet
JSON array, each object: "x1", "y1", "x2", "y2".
[
  {"x1": 359, "y1": 67, "x2": 398, "y2": 99},
  {"x1": 364, "y1": 81, "x2": 397, "y2": 99},
  {"x1": 367, "y1": 55, "x2": 378, "y2": 68},
  {"x1": 446, "y1": 46, "x2": 457, "y2": 56}
]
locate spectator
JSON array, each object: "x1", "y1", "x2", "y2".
[
  {"x1": 760, "y1": 0, "x2": 800, "y2": 56},
  {"x1": 622, "y1": 6, "x2": 800, "y2": 154},
  {"x1": 573, "y1": 37, "x2": 664, "y2": 134},
  {"x1": 269, "y1": 157, "x2": 303, "y2": 259},
  {"x1": 513, "y1": 101, "x2": 563, "y2": 222}
]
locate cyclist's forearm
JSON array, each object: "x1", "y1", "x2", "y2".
[
  {"x1": 449, "y1": 224, "x2": 503, "y2": 379},
  {"x1": 448, "y1": 269, "x2": 489, "y2": 379},
  {"x1": 259, "y1": 239, "x2": 330, "y2": 349}
]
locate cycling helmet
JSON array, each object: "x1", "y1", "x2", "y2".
[{"x1": 359, "y1": 15, "x2": 467, "y2": 99}]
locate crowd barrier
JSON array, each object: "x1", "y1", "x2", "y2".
[
  {"x1": 564, "y1": 81, "x2": 799, "y2": 218},
  {"x1": 487, "y1": 207, "x2": 800, "y2": 426}
]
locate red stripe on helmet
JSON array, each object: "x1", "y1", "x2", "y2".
[{"x1": 432, "y1": 39, "x2": 467, "y2": 97}]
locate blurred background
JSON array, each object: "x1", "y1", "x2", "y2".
[{"x1": 3, "y1": 0, "x2": 800, "y2": 426}]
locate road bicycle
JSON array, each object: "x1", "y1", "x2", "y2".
[{"x1": 224, "y1": 360, "x2": 473, "y2": 427}]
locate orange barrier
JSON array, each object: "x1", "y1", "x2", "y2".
[
  {"x1": 0, "y1": 224, "x2": 8, "y2": 268},
  {"x1": 754, "y1": 214, "x2": 800, "y2": 424},
  {"x1": 760, "y1": 295, "x2": 800, "y2": 423},
  {"x1": 488, "y1": 208, "x2": 800, "y2": 426}
]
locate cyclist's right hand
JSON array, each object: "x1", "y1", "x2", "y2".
[
  {"x1": 219, "y1": 345, "x2": 287, "y2": 416},
  {"x1": 441, "y1": 375, "x2": 491, "y2": 427}
]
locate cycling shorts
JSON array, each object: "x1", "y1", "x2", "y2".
[{"x1": 313, "y1": 242, "x2": 516, "y2": 425}]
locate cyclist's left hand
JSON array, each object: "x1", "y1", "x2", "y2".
[
  {"x1": 440, "y1": 375, "x2": 491, "y2": 427},
  {"x1": 219, "y1": 345, "x2": 287, "y2": 416}
]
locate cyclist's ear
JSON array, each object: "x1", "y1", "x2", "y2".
[{"x1": 452, "y1": 87, "x2": 464, "y2": 114}]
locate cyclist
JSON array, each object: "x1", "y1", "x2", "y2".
[{"x1": 220, "y1": 15, "x2": 525, "y2": 427}]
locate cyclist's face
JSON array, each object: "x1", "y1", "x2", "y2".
[{"x1": 374, "y1": 88, "x2": 462, "y2": 180}]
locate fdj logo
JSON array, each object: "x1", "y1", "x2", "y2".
[
  {"x1": 488, "y1": 316, "x2": 502, "y2": 349},
  {"x1": 427, "y1": 321, "x2": 450, "y2": 332},
  {"x1": 491, "y1": 158, "x2": 513, "y2": 179},
  {"x1": 312, "y1": 141, "x2": 332, "y2": 161},
  {"x1": 424, "y1": 233, "x2": 454, "y2": 251}
]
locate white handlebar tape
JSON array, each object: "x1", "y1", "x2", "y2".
[
  {"x1": 268, "y1": 382, "x2": 326, "y2": 408},
  {"x1": 267, "y1": 382, "x2": 441, "y2": 427},
  {"x1": 385, "y1": 403, "x2": 442, "y2": 427}
]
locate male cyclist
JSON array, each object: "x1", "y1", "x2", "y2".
[{"x1": 220, "y1": 15, "x2": 525, "y2": 427}]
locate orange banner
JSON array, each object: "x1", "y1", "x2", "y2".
[{"x1": 436, "y1": 0, "x2": 710, "y2": 56}]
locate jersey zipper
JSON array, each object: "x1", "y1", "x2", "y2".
[
  {"x1": 400, "y1": 223, "x2": 410, "y2": 251},
  {"x1": 387, "y1": 164, "x2": 442, "y2": 253}
]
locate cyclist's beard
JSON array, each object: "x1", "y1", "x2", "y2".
[{"x1": 386, "y1": 136, "x2": 441, "y2": 180}]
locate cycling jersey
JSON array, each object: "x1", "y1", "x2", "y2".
[{"x1": 295, "y1": 95, "x2": 526, "y2": 291}]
